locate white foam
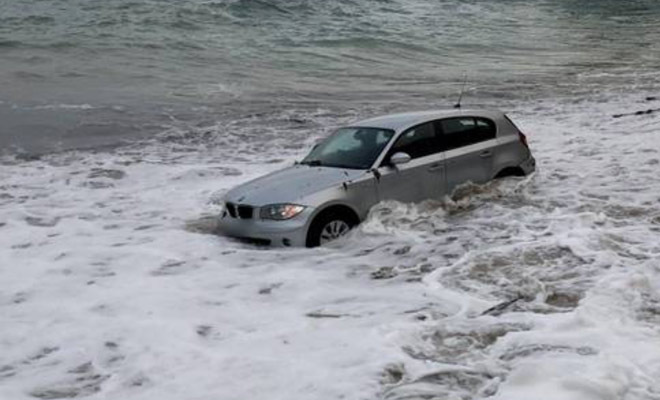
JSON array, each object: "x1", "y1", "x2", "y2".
[
  {"x1": 2, "y1": 92, "x2": 660, "y2": 399},
  {"x1": 33, "y1": 103, "x2": 96, "y2": 110}
]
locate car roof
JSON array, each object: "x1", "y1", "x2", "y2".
[{"x1": 351, "y1": 109, "x2": 505, "y2": 132}]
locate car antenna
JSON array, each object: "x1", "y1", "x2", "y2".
[{"x1": 453, "y1": 73, "x2": 468, "y2": 109}]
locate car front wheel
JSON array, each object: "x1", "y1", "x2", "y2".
[{"x1": 306, "y1": 211, "x2": 356, "y2": 247}]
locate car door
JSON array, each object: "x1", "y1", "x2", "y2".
[
  {"x1": 375, "y1": 121, "x2": 446, "y2": 203},
  {"x1": 439, "y1": 117, "x2": 497, "y2": 193}
]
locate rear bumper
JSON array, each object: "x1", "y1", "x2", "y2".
[
  {"x1": 217, "y1": 208, "x2": 314, "y2": 247},
  {"x1": 520, "y1": 154, "x2": 536, "y2": 175}
]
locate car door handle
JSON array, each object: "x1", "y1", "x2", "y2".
[
  {"x1": 428, "y1": 163, "x2": 444, "y2": 172},
  {"x1": 479, "y1": 150, "x2": 493, "y2": 158}
]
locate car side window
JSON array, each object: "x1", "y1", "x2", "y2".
[
  {"x1": 387, "y1": 122, "x2": 440, "y2": 161},
  {"x1": 439, "y1": 117, "x2": 496, "y2": 151}
]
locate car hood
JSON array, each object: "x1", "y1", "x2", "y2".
[{"x1": 224, "y1": 165, "x2": 367, "y2": 207}]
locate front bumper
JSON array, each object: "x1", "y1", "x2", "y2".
[{"x1": 217, "y1": 207, "x2": 315, "y2": 247}]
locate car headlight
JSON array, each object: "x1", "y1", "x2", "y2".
[{"x1": 260, "y1": 204, "x2": 306, "y2": 220}]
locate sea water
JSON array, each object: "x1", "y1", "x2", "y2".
[{"x1": 1, "y1": 1, "x2": 660, "y2": 399}]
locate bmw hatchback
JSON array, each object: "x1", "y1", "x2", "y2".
[{"x1": 218, "y1": 109, "x2": 535, "y2": 247}]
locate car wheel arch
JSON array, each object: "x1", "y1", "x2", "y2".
[
  {"x1": 305, "y1": 203, "x2": 361, "y2": 247},
  {"x1": 494, "y1": 166, "x2": 526, "y2": 178}
]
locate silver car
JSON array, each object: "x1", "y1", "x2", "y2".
[{"x1": 218, "y1": 109, "x2": 535, "y2": 247}]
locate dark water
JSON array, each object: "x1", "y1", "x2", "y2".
[{"x1": 1, "y1": 0, "x2": 659, "y2": 154}]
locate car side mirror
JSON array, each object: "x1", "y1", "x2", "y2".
[{"x1": 390, "y1": 152, "x2": 411, "y2": 166}]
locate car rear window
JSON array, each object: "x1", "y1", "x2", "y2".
[{"x1": 439, "y1": 117, "x2": 496, "y2": 151}]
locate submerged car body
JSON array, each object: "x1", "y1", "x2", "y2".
[{"x1": 218, "y1": 109, "x2": 535, "y2": 247}]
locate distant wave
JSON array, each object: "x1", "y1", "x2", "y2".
[{"x1": 0, "y1": 39, "x2": 21, "y2": 48}]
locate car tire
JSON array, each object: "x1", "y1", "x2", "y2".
[{"x1": 306, "y1": 210, "x2": 356, "y2": 247}]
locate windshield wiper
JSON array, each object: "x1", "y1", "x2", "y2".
[
  {"x1": 300, "y1": 159, "x2": 322, "y2": 166},
  {"x1": 322, "y1": 162, "x2": 362, "y2": 170}
]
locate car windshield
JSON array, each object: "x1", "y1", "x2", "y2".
[{"x1": 301, "y1": 127, "x2": 395, "y2": 169}]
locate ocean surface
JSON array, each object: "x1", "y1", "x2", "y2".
[
  {"x1": 2, "y1": 1, "x2": 660, "y2": 400},
  {"x1": 1, "y1": 0, "x2": 659, "y2": 154}
]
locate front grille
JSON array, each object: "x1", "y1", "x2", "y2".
[
  {"x1": 237, "y1": 205, "x2": 253, "y2": 219},
  {"x1": 226, "y1": 202, "x2": 253, "y2": 219},
  {"x1": 237, "y1": 237, "x2": 271, "y2": 246},
  {"x1": 226, "y1": 202, "x2": 237, "y2": 218}
]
